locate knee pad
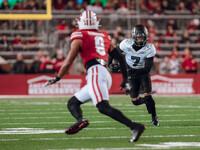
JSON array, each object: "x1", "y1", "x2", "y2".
[{"x1": 67, "y1": 96, "x2": 82, "y2": 110}]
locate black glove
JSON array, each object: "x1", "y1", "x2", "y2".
[
  {"x1": 120, "y1": 78, "x2": 127, "y2": 90},
  {"x1": 109, "y1": 63, "x2": 120, "y2": 73},
  {"x1": 124, "y1": 82, "x2": 131, "y2": 95},
  {"x1": 44, "y1": 76, "x2": 60, "y2": 87}
]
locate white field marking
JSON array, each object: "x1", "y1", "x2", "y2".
[
  {"x1": 0, "y1": 126, "x2": 198, "y2": 136},
  {"x1": 137, "y1": 142, "x2": 200, "y2": 149},
  {"x1": 1, "y1": 113, "x2": 200, "y2": 120},
  {"x1": 45, "y1": 148, "x2": 152, "y2": 150},
  {"x1": 0, "y1": 139, "x2": 20, "y2": 141},
  {"x1": 1, "y1": 119, "x2": 200, "y2": 126},
  {"x1": 0, "y1": 110, "x2": 148, "y2": 115}
]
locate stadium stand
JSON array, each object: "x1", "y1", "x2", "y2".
[{"x1": 0, "y1": 0, "x2": 200, "y2": 74}]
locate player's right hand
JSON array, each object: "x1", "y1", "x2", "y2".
[{"x1": 44, "y1": 76, "x2": 60, "y2": 87}]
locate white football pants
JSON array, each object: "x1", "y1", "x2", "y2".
[{"x1": 74, "y1": 64, "x2": 112, "y2": 106}]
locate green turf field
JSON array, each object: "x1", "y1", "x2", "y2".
[{"x1": 0, "y1": 96, "x2": 200, "y2": 150}]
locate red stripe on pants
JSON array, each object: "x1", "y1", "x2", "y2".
[
  {"x1": 92, "y1": 68, "x2": 99, "y2": 103},
  {"x1": 96, "y1": 66, "x2": 103, "y2": 102}
]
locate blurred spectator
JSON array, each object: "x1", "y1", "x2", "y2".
[
  {"x1": 28, "y1": 35, "x2": 39, "y2": 44},
  {"x1": 29, "y1": 56, "x2": 42, "y2": 73},
  {"x1": 169, "y1": 47, "x2": 181, "y2": 59},
  {"x1": 65, "y1": 0, "x2": 75, "y2": 10},
  {"x1": 104, "y1": 1, "x2": 115, "y2": 11},
  {"x1": 180, "y1": 29, "x2": 192, "y2": 44},
  {"x1": 53, "y1": 50, "x2": 65, "y2": 73},
  {"x1": 172, "y1": 40, "x2": 181, "y2": 51},
  {"x1": 153, "y1": 4, "x2": 163, "y2": 16},
  {"x1": 167, "y1": 19, "x2": 178, "y2": 30},
  {"x1": 57, "y1": 20, "x2": 69, "y2": 42},
  {"x1": 112, "y1": 0, "x2": 120, "y2": 10},
  {"x1": 37, "y1": 49, "x2": 45, "y2": 62},
  {"x1": 25, "y1": 0, "x2": 39, "y2": 10},
  {"x1": 14, "y1": 21, "x2": 25, "y2": 30},
  {"x1": 165, "y1": 25, "x2": 177, "y2": 37},
  {"x1": 159, "y1": 56, "x2": 171, "y2": 74},
  {"x1": 0, "y1": 0, "x2": 10, "y2": 9},
  {"x1": 182, "y1": 49, "x2": 198, "y2": 73},
  {"x1": 0, "y1": 21, "x2": 9, "y2": 30},
  {"x1": 113, "y1": 26, "x2": 125, "y2": 43},
  {"x1": 177, "y1": 1, "x2": 188, "y2": 11},
  {"x1": 13, "y1": 1, "x2": 24, "y2": 10},
  {"x1": 41, "y1": 0, "x2": 47, "y2": 10},
  {"x1": 129, "y1": 1, "x2": 136, "y2": 10},
  {"x1": 187, "y1": 19, "x2": 199, "y2": 30},
  {"x1": 193, "y1": 0, "x2": 200, "y2": 14},
  {"x1": 161, "y1": 0, "x2": 174, "y2": 10},
  {"x1": 139, "y1": 0, "x2": 148, "y2": 12},
  {"x1": 169, "y1": 55, "x2": 180, "y2": 74},
  {"x1": 87, "y1": 2, "x2": 103, "y2": 14},
  {"x1": 40, "y1": 55, "x2": 55, "y2": 73},
  {"x1": 57, "y1": 20, "x2": 69, "y2": 30},
  {"x1": 12, "y1": 35, "x2": 24, "y2": 45},
  {"x1": 0, "y1": 35, "x2": 10, "y2": 51},
  {"x1": 69, "y1": 20, "x2": 77, "y2": 33},
  {"x1": 154, "y1": 41, "x2": 162, "y2": 52},
  {"x1": 53, "y1": 0, "x2": 65, "y2": 10},
  {"x1": 11, "y1": 53, "x2": 28, "y2": 74},
  {"x1": 182, "y1": 48, "x2": 192, "y2": 60},
  {"x1": 147, "y1": 20, "x2": 157, "y2": 41},
  {"x1": 146, "y1": 0, "x2": 157, "y2": 11},
  {"x1": 117, "y1": 3, "x2": 129, "y2": 14}
]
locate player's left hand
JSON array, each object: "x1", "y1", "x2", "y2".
[
  {"x1": 120, "y1": 78, "x2": 127, "y2": 90},
  {"x1": 44, "y1": 76, "x2": 60, "y2": 87},
  {"x1": 124, "y1": 82, "x2": 131, "y2": 95}
]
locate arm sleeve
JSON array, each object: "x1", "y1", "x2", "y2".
[
  {"x1": 133, "y1": 57, "x2": 154, "y2": 74},
  {"x1": 109, "y1": 47, "x2": 127, "y2": 79}
]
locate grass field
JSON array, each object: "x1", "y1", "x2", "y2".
[{"x1": 0, "y1": 95, "x2": 200, "y2": 150}]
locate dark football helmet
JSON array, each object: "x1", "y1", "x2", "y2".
[{"x1": 132, "y1": 25, "x2": 149, "y2": 47}]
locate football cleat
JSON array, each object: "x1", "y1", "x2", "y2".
[
  {"x1": 152, "y1": 116, "x2": 159, "y2": 126},
  {"x1": 130, "y1": 123, "x2": 146, "y2": 142},
  {"x1": 65, "y1": 118, "x2": 89, "y2": 134}
]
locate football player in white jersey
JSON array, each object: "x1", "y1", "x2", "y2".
[{"x1": 112, "y1": 25, "x2": 159, "y2": 126}]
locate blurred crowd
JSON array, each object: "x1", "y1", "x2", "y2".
[
  {"x1": 0, "y1": 0, "x2": 200, "y2": 14},
  {"x1": 0, "y1": 0, "x2": 200, "y2": 74}
]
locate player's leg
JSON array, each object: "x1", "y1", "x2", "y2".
[
  {"x1": 142, "y1": 74, "x2": 159, "y2": 126},
  {"x1": 90, "y1": 65, "x2": 145, "y2": 142},
  {"x1": 129, "y1": 76, "x2": 145, "y2": 105},
  {"x1": 65, "y1": 85, "x2": 90, "y2": 134}
]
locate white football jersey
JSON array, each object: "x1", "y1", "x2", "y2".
[{"x1": 119, "y1": 38, "x2": 156, "y2": 69}]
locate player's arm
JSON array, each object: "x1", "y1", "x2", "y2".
[
  {"x1": 44, "y1": 39, "x2": 81, "y2": 87},
  {"x1": 133, "y1": 57, "x2": 154, "y2": 75},
  {"x1": 57, "y1": 39, "x2": 81, "y2": 78},
  {"x1": 109, "y1": 43, "x2": 128, "y2": 90}
]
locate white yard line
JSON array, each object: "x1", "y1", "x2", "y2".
[
  {"x1": 1, "y1": 113, "x2": 200, "y2": 120},
  {"x1": 1, "y1": 119, "x2": 200, "y2": 125}
]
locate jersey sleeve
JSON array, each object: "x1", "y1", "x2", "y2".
[
  {"x1": 70, "y1": 31, "x2": 83, "y2": 41},
  {"x1": 146, "y1": 43, "x2": 156, "y2": 58}
]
